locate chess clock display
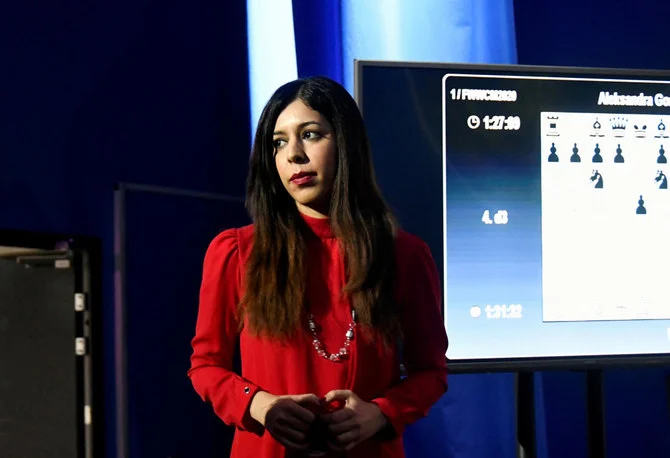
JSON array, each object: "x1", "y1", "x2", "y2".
[
  {"x1": 465, "y1": 114, "x2": 521, "y2": 131},
  {"x1": 484, "y1": 304, "x2": 523, "y2": 319}
]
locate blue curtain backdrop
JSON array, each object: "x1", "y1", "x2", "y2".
[
  {"x1": 248, "y1": 0, "x2": 518, "y2": 124},
  {"x1": 339, "y1": 0, "x2": 517, "y2": 92},
  {"x1": 246, "y1": 2, "x2": 525, "y2": 457},
  {"x1": 246, "y1": 0, "x2": 298, "y2": 141}
]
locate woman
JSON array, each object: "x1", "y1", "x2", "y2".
[{"x1": 188, "y1": 76, "x2": 448, "y2": 457}]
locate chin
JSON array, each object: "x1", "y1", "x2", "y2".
[
  {"x1": 293, "y1": 195, "x2": 329, "y2": 213},
  {"x1": 289, "y1": 189, "x2": 323, "y2": 204}
]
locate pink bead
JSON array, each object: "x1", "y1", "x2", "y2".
[{"x1": 306, "y1": 309, "x2": 357, "y2": 362}]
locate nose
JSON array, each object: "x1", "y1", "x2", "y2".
[{"x1": 287, "y1": 139, "x2": 308, "y2": 164}]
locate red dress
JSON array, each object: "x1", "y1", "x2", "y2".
[{"x1": 188, "y1": 213, "x2": 448, "y2": 457}]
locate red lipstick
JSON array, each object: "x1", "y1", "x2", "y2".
[{"x1": 290, "y1": 171, "x2": 316, "y2": 185}]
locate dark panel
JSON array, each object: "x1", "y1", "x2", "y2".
[
  {"x1": 0, "y1": 259, "x2": 77, "y2": 458},
  {"x1": 120, "y1": 187, "x2": 249, "y2": 458}
]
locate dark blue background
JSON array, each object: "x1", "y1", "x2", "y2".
[{"x1": 1, "y1": 2, "x2": 250, "y2": 457}]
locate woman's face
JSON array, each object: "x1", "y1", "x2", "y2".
[{"x1": 273, "y1": 99, "x2": 337, "y2": 219}]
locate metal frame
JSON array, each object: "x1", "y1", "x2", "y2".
[
  {"x1": 113, "y1": 182, "x2": 244, "y2": 458},
  {"x1": 354, "y1": 59, "x2": 670, "y2": 111}
]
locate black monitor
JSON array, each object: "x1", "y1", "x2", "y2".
[{"x1": 355, "y1": 60, "x2": 670, "y2": 372}]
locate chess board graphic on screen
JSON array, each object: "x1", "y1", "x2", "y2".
[
  {"x1": 540, "y1": 111, "x2": 670, "y2": 323},
  {"x1": 356, "y1": 62, "x2": 670, "y2": 368}
]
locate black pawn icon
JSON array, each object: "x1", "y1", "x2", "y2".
[
  {"x1": 636, "y1": 195, "x2": 646, "y2": 214},
  {"x1": 614, "y1": 144, "x2": 624, "y2": 163},
  {"x1": 570, "y1": 143, "x2": 581, "y2": 162},
  {"x1": 548, "y1": 142, "x2": 558, "y2": 162},
  {"x1": 658, "y1": 145, "x2": 667, "y2": 164},
  {"x1": 592, "y1": 143, "x2": 603, "y2": 163}
]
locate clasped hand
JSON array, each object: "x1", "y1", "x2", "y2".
[
  {"x1": 251, "y1": 390, "x2": 388, "y2": 453},
  {"x1": 319, "y1": 389, "x2": 388, "y2": 452}
]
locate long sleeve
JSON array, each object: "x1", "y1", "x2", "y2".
[
  {"x1": 187, "y1": 229, "x2": 262, "y2": 433},
  {"x1": 371, "y1": 234, "x2": 448, "y2": 436}
]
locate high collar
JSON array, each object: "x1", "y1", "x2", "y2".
[{"x1": 299, "y1": 211, "x2": 334, "y2": 239}]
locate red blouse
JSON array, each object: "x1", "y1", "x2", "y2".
[{"x1": 188, "y1": 214, "x2": 448, "y2": 457}]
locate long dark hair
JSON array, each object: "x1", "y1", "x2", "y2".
[{"x1": 241, "y1": 76, "x2": 399, "y2": 344}]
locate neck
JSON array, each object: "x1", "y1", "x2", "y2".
[{"x1": 296, "y1": 202, "x2": 329, "y2": 219}]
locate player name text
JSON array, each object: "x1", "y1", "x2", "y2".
[
  {"x1": 450, "y1": 88, "x2": 518, "y2": 102},
  {"x1": 597, "y1": 91, "x2": 670, "y2": 107}
]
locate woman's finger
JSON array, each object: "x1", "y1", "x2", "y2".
[
  {"x1": 290, "y1": 393, "x2": 321, "y2": 408},
  {"x1": 323, "y1": 389, "x2": 352, "y2": 403},
  {"x1": 283, "y1": 402, "x2": 316, "y2": 425},
  {"x1": 327, "y1": 432, "x2": 359, "y2": 453},
  {"x1": 274, "y1": 424, "x2": 309, "y2": 444},
  {"x1": 322, "y1": 407, "x2": 355, "y2": 424},
  {"x1": 327, "y1": 417, "x2": 359, "y2": 436},
  {"x1": 334, "y1": 427, "x2": 360, "y2": 446},
  {"x1": 277, "y1": 435, "x2": 310, "y2": 452}
]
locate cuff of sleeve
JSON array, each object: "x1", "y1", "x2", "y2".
[
  {"x1": 228, "y1": 378, "x2": 264, "y2": 435},
  {"x1": 371, "y1": 397, "x2": 404, "y2": 438}
]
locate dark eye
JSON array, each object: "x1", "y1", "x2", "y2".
[
  {"x1": 303, "y1": 131, "x2": 321, "y2": 140},
  {"x1": 273, "y1": 138, "x2": 286, "y2": 149}
]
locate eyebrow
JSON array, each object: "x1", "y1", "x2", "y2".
[{"x1": 273, "y1": 121, "x2": 322, "y2": 136}]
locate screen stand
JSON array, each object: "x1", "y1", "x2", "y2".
[
  {"x1": 516, "y1": 370, "x2": 607, "y2": 458},
  {"x1": 516, "y1": 371, "x2": 536, "y2": 458},
  {"x1": 586, "y1": 369, "x2": 606, "y2": 458}
]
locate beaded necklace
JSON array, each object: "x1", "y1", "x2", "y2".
[{"x1": 307, "y1": 309, "x2": 356, "y2": 362}]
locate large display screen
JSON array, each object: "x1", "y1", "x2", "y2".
[{"x1": 355, "y1": 61, "x2": 670, "y2": 370}]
